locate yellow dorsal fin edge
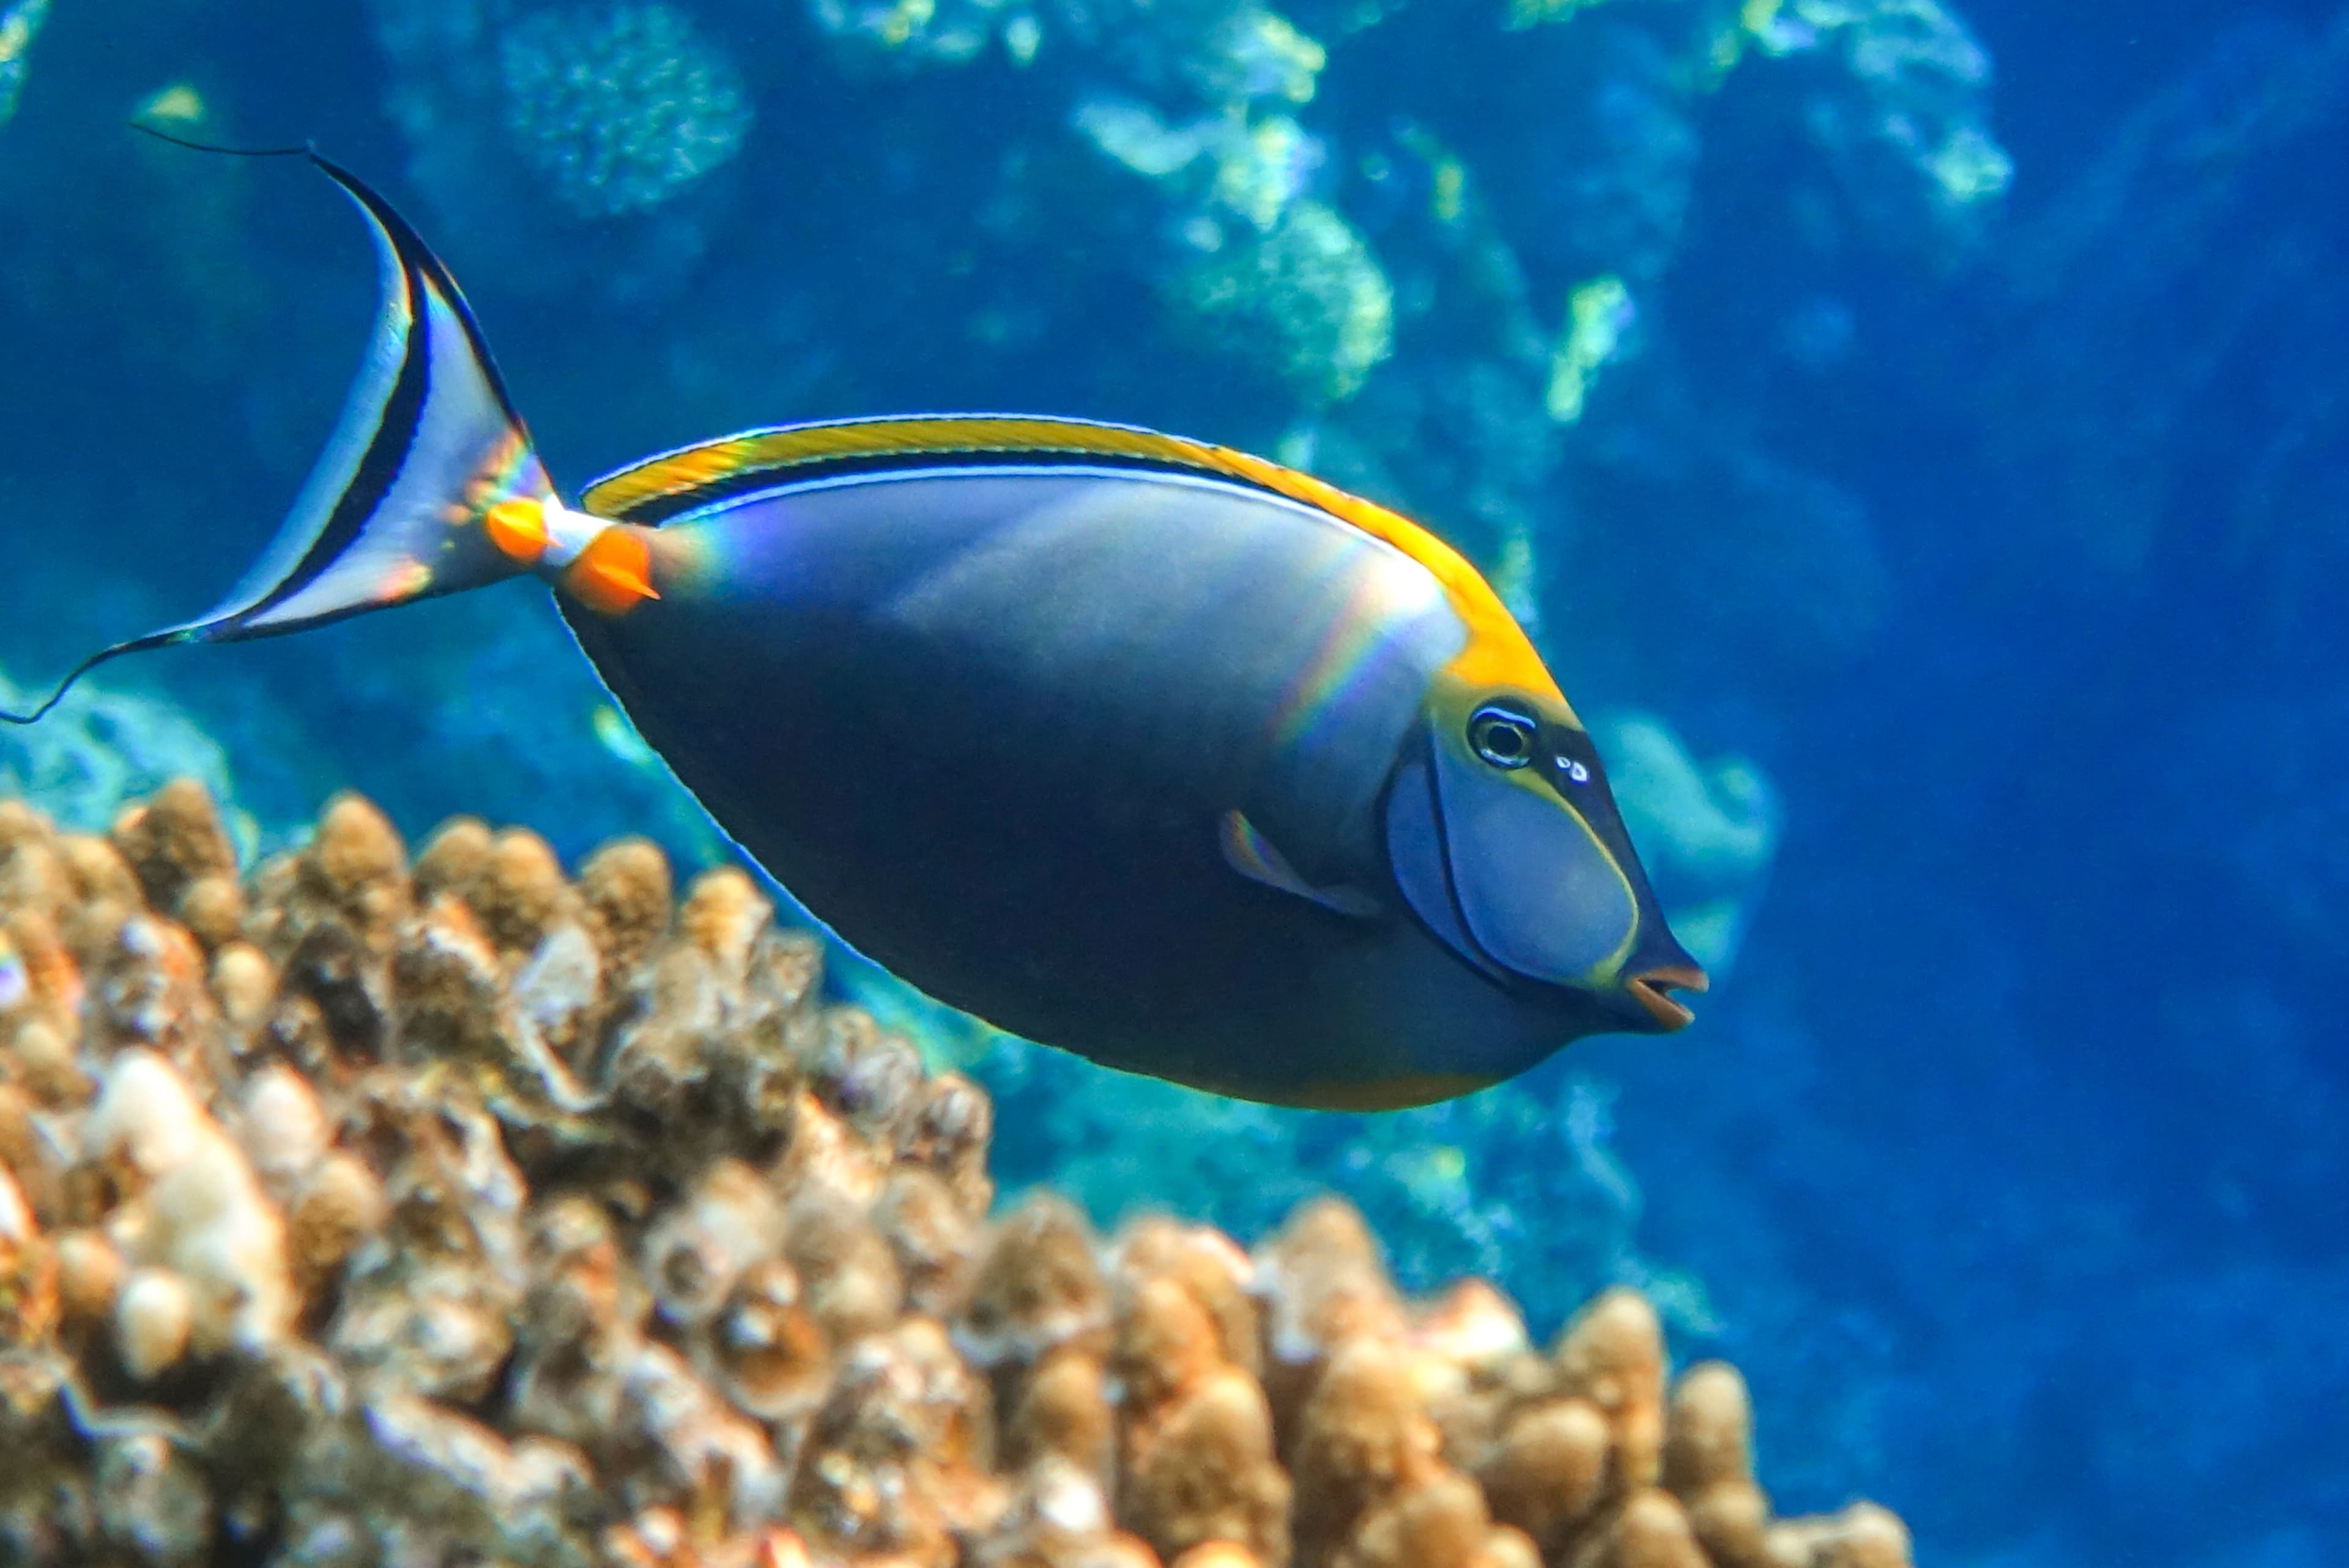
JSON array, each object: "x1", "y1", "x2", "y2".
[{"x1": 582, "y1": 415, "x2": 1565, "y2": 707}]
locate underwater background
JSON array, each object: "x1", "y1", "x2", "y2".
[{"x1": 1, "y1": 0, "x2": 2342, "y2": 1562}]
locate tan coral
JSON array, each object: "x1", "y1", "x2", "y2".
[
  {"x1": 2, "y1": 905, "x2": 86, "y2": 1101},
  {"x1": 1175, "y1": 1547, "x2": 1270, "y2": 1568},
  {"x1": 207, "y1": 940, "x2": 275, "y2": 1036},
  {"x1": 645, "y1": 1157, "x2": 789, "y2": 1329},
  {"x1": 1114, "y1": 1216, "x2": 1260, "y2": 1380},
  {"x1": 604, "y1": 899, "x2": 823, "y2": 1164},
  {"x1": 875, "y1": 1162, "x2": 983, "y2": 1319},
  {"x1": 87, "y1": 1049, "x2": 293, "y2": 1358},
  {"x1": 784, "y1": 1185, "x2": 906, "y2": 1345},
  {"x1": 285, "y1": 1150, "x2": 387, "y2": 1306},
  {"x1": 1288, "y1": 1333, "x2": 1445, "y2": 1567},
  {"x1": 801, "y1": 1005, "x2": 928, "y2": 1148},
  {"x1": 0, "y1": 1164, "x2": 56, "y2": 1347},
  {"x1": 900, "y1": 1068, "x2": 997, "y2": 1218},
  {"x1": 326, "y1": 1080, "x2": 525, "y2": 1402},
  {"x1": 1560, "y1": 1487, "x2": 1709, "y2": 1568},
  {"x1": 410, "y1": 815, "x2": 494, "y2": 915},
  {"x1": 792, "y1": 1320, "x2": 1002, "y2": 1566},
  {"x1": 694, "y1": 1253, "x2": 831, "y2": 1426},
  {"x1": 1763, "y1": 1502, "x2": 1912, "y2": 1568},
  {"x1": 0, "y1": 800, "x2": 69, "y2": 924},
  {"x1": 1004, "y1": 1341, "x2": 1115, "y2": 1481},
  {"x1": 1253, "y1": 1198, "x2": 1408, "y2": 1432},
  {"x1": 1121, "y1": 1360, "x2": 1289, "y2": 1566},
  {"x1": 87, "y1": 913, "x2": 222, "y2": 1084},
  {"x1": 577, "y1": 836, "x2": 675, "y2": 976},
  {"x1": 53, "y1": 1225, "x2": 124, "y2": 1328},
  {"x1": 960, "y1": 1193, "x2": 1112, "y2": 1375},
  {"x1": 109, "y1": 778, "x2": 243, "y2": 949},
  {"x1": 475, "y1": 827, "x2": 577, "y2": 960},
  {"x1": 0, "y1": 782, "x2": 1917, "y2": 1568},
  {"x1": 678, "y1": 867, "x2": 772, "y2": 978},
  {"x1": 0, "y1": 1081, "x2": 71, "y2": 1221},
  {"x1": 1412, "y1": 1280, "x2": 1541, "y2": 1469},
  {"x1": 52, "y1": 831, "x2": 146, "y2": 964},
  {"x1": 973, "y1": 1454, "x2": 1159, "y2": 1568},
  {"x1": 265, "y1": 791, "x2": 413, "y2": 957},
  {"x1": 1664, "y1": 1362, "x2": 1772, "y2": 1568},
  {"x1": 1335, "y1": 1470, "x2": 1535, "y2": 1568},
  {"x1": 1554, "y1": 1286, "x2": 1668, "y2": 1492},
  {"x1": 1479, "y1": 1396, "x2": 1612, "y2": 1551}
]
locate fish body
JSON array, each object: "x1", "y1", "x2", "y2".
[
  {"x1": 3, "y1": 154, "x2": 1705, "y2": 1109},
  {"x1": 571, "y1": 463, "x2": 1573, "y2": 1104}
]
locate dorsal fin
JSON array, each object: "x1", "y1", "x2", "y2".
[
  {"x1": 581, "y1": 414, "x2": 1260, "y2": 522},
  {"x1": 581, "y1": 413, "x2": 1563, "y2": 704}
]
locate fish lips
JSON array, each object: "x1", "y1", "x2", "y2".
[{"x1": 1624, "y1": 961, "x2": 1707, "y2": 1031}]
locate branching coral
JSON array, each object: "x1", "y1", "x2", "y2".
[
  {"x1": 1167, "y1": 199, "x2": 1394, "y2": 401},
  {"x1": 0, "y1": 778, "x2": 1910, "y2": 1566},
  {"x1": 1753, "y1": 0, "x2": 2011, "y2": 258},
  {"x1": 499, "y1": 1, "x2": 755, "y2": 218}
]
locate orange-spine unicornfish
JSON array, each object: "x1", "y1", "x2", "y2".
[{"x1": 1, "y1": 153, "x2": 1705, "y2": 1109}]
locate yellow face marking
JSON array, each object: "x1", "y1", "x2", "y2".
[
  {"x1": 1204, "y1": 448, "x2": 1566, "y2": 708},
  {"x1": 582, "y1": 415, "x2": 1570, "y2": 715}
]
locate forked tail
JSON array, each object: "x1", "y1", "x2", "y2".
[{"x1": 1, "y1": 147, "x2": 562, "y2": 724}]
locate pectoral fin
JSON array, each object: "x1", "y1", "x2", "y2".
[{"x1": 1219, "y1": 811, "x2": 1381, "y2": 919}]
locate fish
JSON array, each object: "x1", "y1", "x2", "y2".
[{"x1": 1, "y1": 152, "x2": 1705, "y2": 1109}]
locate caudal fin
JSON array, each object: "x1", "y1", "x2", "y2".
[{"x1": 2, "y1": 151, "x2": 554, "y2": 724}]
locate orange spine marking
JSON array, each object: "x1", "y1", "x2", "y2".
[
  {"x1": 561, "y1": 526, "x2": 660, "y2": 616},
  {"x1": 484, "y1": 497, "x2": 552, "y2": 565}
]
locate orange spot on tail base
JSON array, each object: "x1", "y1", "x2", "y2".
[
  {"x1": 562, "y1": 526, "x2": 660, "y2": 616},
  {"x1": 484, "y1": 497, "x2": 551, "y2": 564}
]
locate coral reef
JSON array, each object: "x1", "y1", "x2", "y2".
[
  {"x1": 0, "y1": 779, "x2": 1907, "y2": 1566},
  {"x1": 1753, "y1": 0, "x2": 2012, "y2": 260},
  {"x1": 981, "y1": 1044, "x2": 1715, "y2": 1347},
  {"x1": 0, "y1": 669, "x2": 251, "y2": 852},
  {"x1": 499, "y1": 2, "x2": 755, "y2": 218}
]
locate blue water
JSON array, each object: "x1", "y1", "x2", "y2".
[{"x1": 4, "y1": 1, "x2": 2345, "y2": 1562}]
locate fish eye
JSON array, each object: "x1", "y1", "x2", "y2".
[{"x1": 1468, "y1": 705, "x2": 1538, "y2": 770}]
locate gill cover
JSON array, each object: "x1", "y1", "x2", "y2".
[
  {"x1": 1433, "y1": 718, "x2": 1637, "y2": 982},
  {"x1": 1, "y1": 150, "x2": 551, "y2": 724},
  {"x1": 1387, "y1": 713, "x2": 1640, "y2": 987}
]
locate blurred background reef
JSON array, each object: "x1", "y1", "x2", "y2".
[{"x1": 2, "y1": 0, "x2": 2347, "y2": 1564}]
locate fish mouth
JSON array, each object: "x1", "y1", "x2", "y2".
[{"x1": 1625, "y1": 964, "x2": 1708, "y2": 1031}]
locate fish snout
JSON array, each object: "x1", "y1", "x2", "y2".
[{"x1": 1624, "y1": 962, "x2": 1707, "y2": 1031}]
